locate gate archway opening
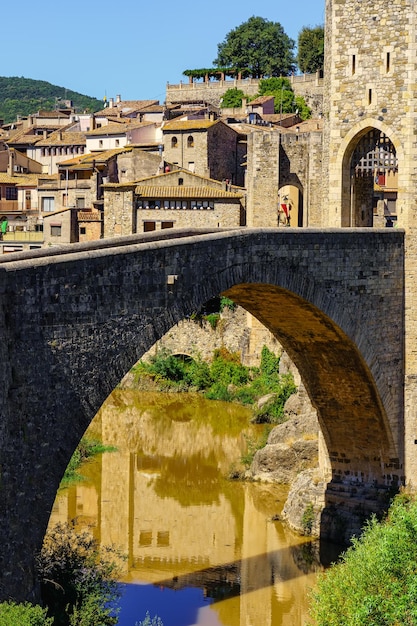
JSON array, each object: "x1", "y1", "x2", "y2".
[
  {"x1": 342, "y1": 128, "x2": 398, "y2": 227},
  {"x1": 278, "y1": 185, "x2": 304, "y2": 227}
]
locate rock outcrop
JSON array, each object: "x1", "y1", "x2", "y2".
[{"x1": 249, "y1": 380, "x2": 319, "y2": 485}]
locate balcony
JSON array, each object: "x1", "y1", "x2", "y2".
[
  {"x1": 1, "y1": 231, "x2": 44, "y2": 243},
  {"x1": 0, "y1": 200, "x2": 19, "y2": 212}
]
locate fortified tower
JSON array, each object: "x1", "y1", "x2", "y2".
[{"x1": 322, "y1": 0, "x2": 417, "y2": 485}]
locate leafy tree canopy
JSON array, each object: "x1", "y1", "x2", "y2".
[
  {"x1": 213, "y1": 16, "x2": 295, "y2": 78},
  {"x1": 0, "y1": 76, "x2": 103, "y2": 125},
  {"x1": 297, "y1": 25, "x2": 325, "y2": 74},
  {"x1": 220, "y1": 88, "x2": 246, "y2": 108},
  {"x1": 259, "y1": 77, "x2": 311, "y2": 119}
]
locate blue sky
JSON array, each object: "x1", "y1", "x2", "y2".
[{"x1": 2, "y1": 0, "x2": 325, "y2": 104}]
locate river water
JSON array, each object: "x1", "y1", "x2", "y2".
[{"x1": 49, "y1": 389, "x2": 327, "y2": 626}]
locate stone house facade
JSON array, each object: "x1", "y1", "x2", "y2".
[
  {"x1": 103, "y1": 169, "x2": 246, "y2": 237},
  {"x1": 162, "y1": 118, "x2": 244, "y2": 186},
  {"x1": 42, "y1": 207, "x2": 78, "y2": 245},
  {"x1": 28, "y1": 129, "x2": 87, "y2": 175}
]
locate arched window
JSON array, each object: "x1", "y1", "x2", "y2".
[
  {"x1": 178, "y1": 177, "x2": 184, "y2": 186},
  {"x1": 187, "y1": 135, "x2": 194, "y2": 148},
  {"x1": 171, "y1": 137, "x2": 178, "y2": 149}
]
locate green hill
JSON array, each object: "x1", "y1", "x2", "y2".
[{"x1": 0, "y1": 76, "x2": 104, "y2": 125}]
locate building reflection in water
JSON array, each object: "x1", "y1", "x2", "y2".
[{"x1": 49, "y1": 390, "x2": 322, "y2": 626}]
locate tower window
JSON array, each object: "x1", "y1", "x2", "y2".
[
  {"x1": 352, "y1": 54, "x2": 356, "y2": 75},
  {"x1": 386, "y1": 52, "x2": 390, "y2": 73},
  {"x1": 368, "y1": 89, "x2": 372, "y2": 105}
]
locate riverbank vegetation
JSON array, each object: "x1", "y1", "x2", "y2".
[
  {"x1": 131, "y1": 345, "x2": 296, "y2": 425},
  {"x1": 37, "y1": 522, "x2": 123, "y2": 626},
  {"x1": 60, "y1": 437, "x2": 116, "y2": 488},
  {"x1": 310, "y1": 492, "x2": 417, "y2": 625},
  {"x1": 0, "y1": 523, "x2": 122, "y2": 626}
]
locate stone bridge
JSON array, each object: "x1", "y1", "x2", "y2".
[{"x1": 0, "y1": 227, "x2": 405, "y2": 601}]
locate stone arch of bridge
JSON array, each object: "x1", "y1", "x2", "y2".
[
  {"x1": 336, "y1": 119, "x2": 403, "y2": 227},
  {"x1": 222, "y1": 283, "x2": 396, "y2": 475},
  {"x1": 0, "y1": 229, "x2": 404, "y2": 601}
]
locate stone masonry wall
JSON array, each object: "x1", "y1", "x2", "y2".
[
  {"x1": 165, "y1": 74, "x2": 324, "y2": 117},
  {"x1": 246, "y1": 130, "x2": 324, "y2": 227},
  {"x1": 323, "y1": 0, "x2": 417, "y2": 486}
]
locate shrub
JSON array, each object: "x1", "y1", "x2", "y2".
[
  {"x1": 203, "y1": 313, "x2": 220, "y2": 330},
  {"x1": 209, "y1": 349, "x2": 249, "y2": 387},
  {"x1": 241, "y1": 427, "x2": 271, "y2": 468},
  {"x1": 219, "y1": 296, "x2": 236, "y2": 312},
  {"x1": 37, "y1": 522, "x2": 122, "y2": 626},
  {"x1": 0, "y1": 601, "x2": 53, "y2": 626},
  {"x1": 260, "y1": 345, "x2": 280, "y2": 377},
  {"x1": 252, "y1": 375, "x2": 297, "y2": 423},
  {"x1": 136, "y1": 612, "x2": 164, "y2": 626},
  {"x1": 61, "y1": 437, "x2": 116, "y2": 487},
  {"x1": 183, "y1": 358, "x2": 212, "y2": 390},
  {"x1": 301, "y1": 503, "x2": 315, "y2": 535},
  {"x1": 205, "y1": 382, "x2": 234, "y2": 402},
  {"x1": 309, "y1": 493, "x2": 417, "y2": 625},
  {"x1": 150, "y1": 351, "x2": 186, "y2": 382}
]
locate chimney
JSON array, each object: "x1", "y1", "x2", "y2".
[
  {"x1": 7, "y1": 149, "x2": 14, "y2": 177},
  {"x1": 109, "y1": 98, "x2": 114, "y2": 108},
  {"x1": 116, "y1": 94, "x2": 121, "y2": 103}
]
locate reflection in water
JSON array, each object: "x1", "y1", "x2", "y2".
[{"x1": 49, "y1": 390, "x2": 323, "y2": 626}]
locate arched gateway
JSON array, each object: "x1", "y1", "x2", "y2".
[{"x1": 0, "y1": 228, "x2": 404, "y2": 601}]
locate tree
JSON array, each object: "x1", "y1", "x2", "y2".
[
  {"x1": 214, "y1": 16, "x2": 295, "y2": 78},
  {"x1": 297, "y1": 25, "x2": 325, "y2": 74},
  {"x1": 258, "y1": 77, "x2": 311, "y2": 119},
  {"x1": 220, "y1": 88, "x2": 246, "y2": 108}
]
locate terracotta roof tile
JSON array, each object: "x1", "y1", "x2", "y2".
[
  {"x1": 95, "y1": 99, "x2": 159, "y2": 116},
  {"x1": 85, "y1": 122, "x2": 130, "y2": 136},
  {"x1": 162, "y1": 119, "x2": 218, "y2": 131},
  {"x1": 35, "y1": 131, "x2": 86, "y2": 147},
  {"x1": 58, "y1": 147, "x2": 132, "y2": 167},
  {"x1": 135, "y1": 185, "x2": 243, "y2": 198},
  {"x1": 0, "y1": 173, "x2": 40, "y2": 185},
  {"x1": 248, "y1": 96, "x2": 274, "y2": 106}
]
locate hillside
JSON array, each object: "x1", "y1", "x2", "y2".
[{"x1": 0, "y1": 76, "x2": 104, "y2": 124}]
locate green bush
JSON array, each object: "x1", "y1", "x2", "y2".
[
  {"x1": 150, "y1": 351, "x2": 186, "y2": 382},
  {"x1": 301, "y1": 503, "x2": 315, "y2": 535},
  {"x1": 37, "y1": 522, "x2": 122, "y2": 626},
  {"x1": 61, "y1": 437, "x2": 116, "y2": 487},
  {"x1": 205, "y1": 382, "x2": 234, "y2": 402},
  {"x1": 136, "y1": 612, "x2": 164, "y2": 626},
  {"x1": 220, "y1": 88, "x2": 245, "y2": 108},
  {"x1": 203, "y1": 313, "x2": 220, "y2": 330},
  {"x1": 0, "y1": 601, "x2": 53, "y2": 626},
  {"x1": 309, "y1": 493, "x2": 417, "y2": 625},
  {"x1": 219, "y1": 296, "x2": 236, "y2": 312},
  {"x1": 132, "y1": 345, "x2": 296, "y2": 417},
  {"x1": 241, "y1": 427, "x2": 271, "y2": 468},
  {"x1": 183, "y1": 359, "x2": 211, "y2": 390}
]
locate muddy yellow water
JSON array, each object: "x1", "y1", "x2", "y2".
[{"x1": 49, "y1": 390, "x2": 324, "y2": 626}]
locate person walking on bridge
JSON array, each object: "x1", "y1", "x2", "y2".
[{"x1": 0, "y1": 217, "x2": 8, "y2": 240}]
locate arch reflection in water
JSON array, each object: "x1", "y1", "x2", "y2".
[{"x1": 49, "y1": 390, "x2": 323, "y2": 626}]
